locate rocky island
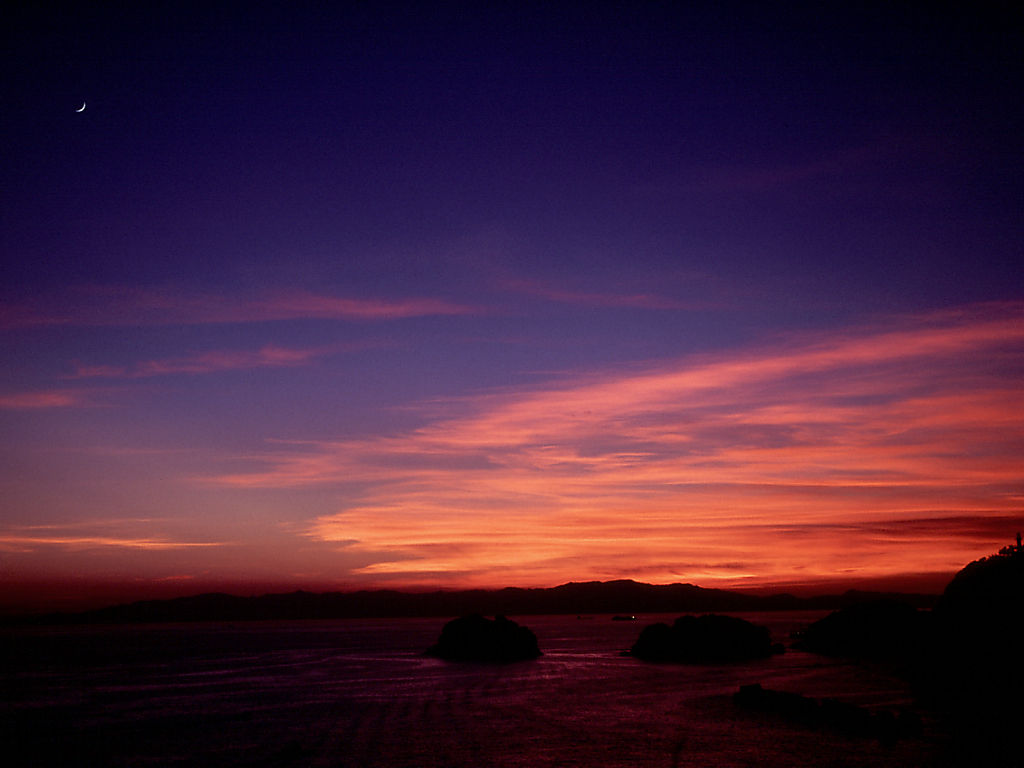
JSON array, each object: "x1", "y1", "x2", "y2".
[
  {"x1": 792, "y1": 598, "x2": 925, "y2": 663},
  {"x1": 630, "y1": 613, "x2": 781, "y2": 663},
  {"x1": 426, "y1": 614, "x2": 542, "y2": 662},
  {"x1": 785, "y1": 536, "x2": 1024, "y2": 764}
]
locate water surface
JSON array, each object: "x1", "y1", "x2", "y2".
[{"x1": 2, "y1": 612, "x2": 949, "y2": 767}]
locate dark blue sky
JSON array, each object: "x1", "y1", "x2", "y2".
[
  {"x1": 2, "y1": 2, "x2": 1022, "y2": 608},
  {"x1": 7, "y1": 2, "x2": 1020, "y2": 303}
]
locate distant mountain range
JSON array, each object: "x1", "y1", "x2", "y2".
[{"x1": 8, "y1": 580, "x2": 939, "y2": 625}]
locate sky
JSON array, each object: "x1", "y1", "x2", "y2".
[{"x1": 2, "y1": 2, "x2": 1022, "y2": 612}]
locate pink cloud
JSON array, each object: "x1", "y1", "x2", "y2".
[
  {"x1": 205, "y1": 302, "x2": 1024, "y2": 589},
  {"x1": 70, "y1": 344, "x2": 335, "y2": 379},
  {"x1": 0, "y1": 535, "x2": 222, "y2": 550},
  {"x1": 0, "y1": 390, "x2": 83, "y2": 409},
  {"x1": 0, "y1": 520, "x2": 226, "y2": 554},
  {"x1": 0, "y1": 286, "x2": 474, "y2": 329},
  {"x1": 256, "y1": 292, "x2": 473, "y2": 321},
  {"x1": 500, "y1": 277, "x2": 699, "y2": 310}
]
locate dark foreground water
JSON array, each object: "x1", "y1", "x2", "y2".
[{"x1": 2, "y1": 612, "x2": 953, "y2": 767}]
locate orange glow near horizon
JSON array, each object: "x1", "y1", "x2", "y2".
[
  {"x1": 2, "y1": 303, "x2": 1022, "y2": 612},
  {"x1": 6, "y1": 3, "x2": 1022, "y2": 623},
  {"x1": 202, "y1": 303, "x2": 1024, "y2": 592}
]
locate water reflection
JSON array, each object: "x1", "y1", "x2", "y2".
[{"x1": 3, "y1": 612, "x2": 939, "y2": 767}]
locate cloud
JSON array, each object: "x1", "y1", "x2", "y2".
[
  {"x1": 0, "y1": 535, "x2": 221, "y2": 550},
  {"x1": 0, "y1": 519, "x2": 225, "y2": 553},
  {"x1": 500, "y1": 277, "x2": 701, "y2": 310},
  {"x1": 0, "y1": 390, "x2": 83, "y2": 409},
  {"x1": 705, "y1": 135, "x2": 942, "y2": 192},
  {"x1": 0, "y1": 286, "x2": 474, "y2": 329},
  {"x1": 0, "y1": 524, "x2": 223, "y2": 552},
  {"x1": 256, "y1": 293, "x2": 472, "y2": 321},
  {"x1": 205, "y1": 302, "x2": 1024, "y2": 588},
  {"x1": 69, "y1": 344, "x2": 336, "y2": 379}
]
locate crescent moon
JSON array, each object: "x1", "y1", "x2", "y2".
[{"x1": 76, "y1": 102, "x2": 87, "y2": 113}]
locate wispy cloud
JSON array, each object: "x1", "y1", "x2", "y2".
[
  {"x1": 0, "y1": 535, "x2": 222, "y2": 550},
  {"x1": 0, "y1": 521, "x2": 224, "y2": 551},
  {"x1": 69, "y1": 344, "x2": 336, "y2": 379},
  {"x1": 205, "y1": 302, "x2": 1024, "y2": 588},
  {"x1": 500, "y1": 277, "x2": 700, "y2": 310},
  {"x1": 0, "y1": 286, "x2": 474, "y2": 329},
  {"x1": 256, "y1": 293, "x2": 471, "y2": 321},
  {"x1": 705, "y1": 135, "x2": 943, "y2": 192},
  {"x1": 0, "y1": 390, "x2": 84, "y2": 409}
]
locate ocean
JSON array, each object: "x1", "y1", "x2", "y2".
[{"x1": 1, "y1": 612, "x2": 953, "y2": 767}]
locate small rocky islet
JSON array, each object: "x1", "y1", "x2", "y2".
[
  {"x1": 426, "y1": 613, "x2": 542, "y2": 662},
  {"x1": 629, "y1": 613, "x2": 783, "y2": 663}
]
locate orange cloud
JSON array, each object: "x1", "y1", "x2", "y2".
[
  {"x1": 0, "y1": 535, "x2": 222, "y2": 550},
  {"x1": 0, "y1": 520, "x2": 225, "y2": 553},
  {"x1": 0, "y1": 532, "x2": 223, "y2": 552},
  {"x1": 207, "y1": 302, "x2": 1024, "y2": 589}
]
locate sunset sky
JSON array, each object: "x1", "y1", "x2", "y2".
[{"x1": 2, "y1": 3, "x2": 1022, "y2": 612}]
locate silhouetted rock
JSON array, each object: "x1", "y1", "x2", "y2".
[
  {"x1": 922, "y1": 543, "x2": 1024, "y2": 693},
  {"x1": 934, "y1": 542, "x2": 1024, "y2": 648},
  {"x1": 630, "y1": 614, "x2": 779, "y2": 663},
  {"x1": 426, "y1": 614, "x2": 542, "y2": 662},
  {"x1": 793, "y1": 599, "x2": 925, "y2": 663},
  {"x1": 789, "y1": 541, "x2": 1024, "y2": 764},
  {"x1": 924, "y1": 543, "x2": 1024, "y2": 763}
]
